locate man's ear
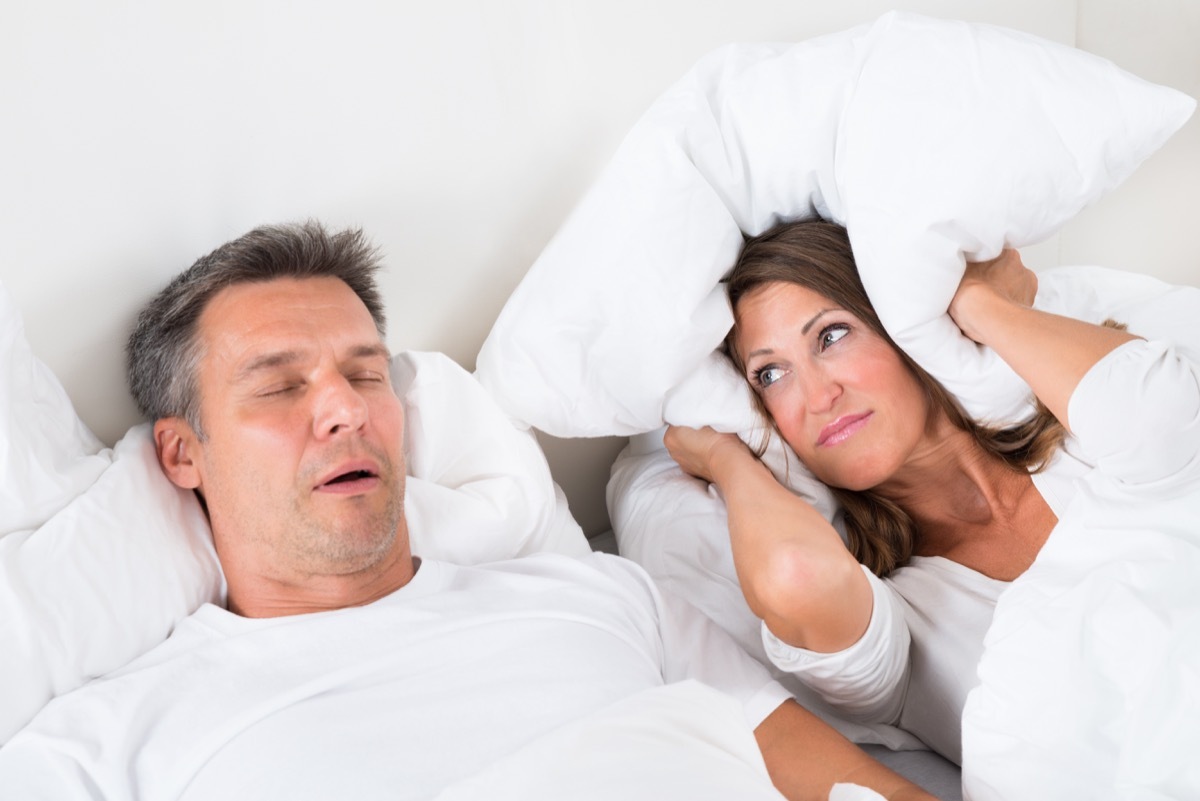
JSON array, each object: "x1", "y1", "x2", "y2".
[{"x1": 154, "y1": 417, "x2": 203, "y2": 490}]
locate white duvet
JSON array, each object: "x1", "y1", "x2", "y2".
[
  {"x1": 434, "y1": 681, "x2": 884, "y2": 801},
  {"x1": 964, "y1": 460, "x2": 1200, "y2": 799}
]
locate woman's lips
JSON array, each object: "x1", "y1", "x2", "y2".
[{"x1": 817, "y1": 412, "x2": 872, "y2": 447}]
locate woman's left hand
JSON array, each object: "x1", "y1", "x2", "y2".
[
  {"x1": 949, "y1": 248, "x2": 1037, "y2": 343},
  {"x1": 945, "y1": 247, "x2": 1136, "y2": 431}
]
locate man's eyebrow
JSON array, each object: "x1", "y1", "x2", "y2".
[
  {"x1": 348, "y1": 343, "x2": 391, "y2": 362},
  {"x1": 234, "y1": 350, "x2": 304, "y2": 382},
  {"x1": 233, "y1": 343, "x2": 390, "y2": 382}
]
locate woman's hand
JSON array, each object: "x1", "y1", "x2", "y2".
[
  {"x1": 949, "y1": 248, "x2": 1037, "y2": 343},
  {"x1": 663, "y1": 425, "x2": 749, "y2": 484},
  {"x1": 945, "y1": 247, "x2": 1136, "y2": 431},
  {"x1": 667, "y1": 424, "x2": 873, "y2": 653}
]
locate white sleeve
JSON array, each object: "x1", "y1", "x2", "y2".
[
  {"x1": 586, "y1": 554, "x2": 793, "y2": 730},
  {"x1": 760, "y1": 566, "x2": 909, "y2": 725},
  {"x1": 1068, "y1": 339, "x2": 1200, "y2": 488}
]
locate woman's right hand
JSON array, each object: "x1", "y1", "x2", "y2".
[{"x1": 663, "y1": 425, "x2": 749, "y2": 485}]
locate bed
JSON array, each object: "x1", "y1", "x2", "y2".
[{"x1": 3, "y1": 4, "x2": 1199, "y2": 801}]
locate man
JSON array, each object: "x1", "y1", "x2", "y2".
[{"x1": 0, "y1": 222, "x2": 932, "y2": 800}]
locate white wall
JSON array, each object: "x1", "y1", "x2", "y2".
[
  {"x1": 3, "y1": 1, "x2": 1195, "y2": 537},
  {"x1": 1061, "y1": 0, "x2": 1200, "y2": 285}
]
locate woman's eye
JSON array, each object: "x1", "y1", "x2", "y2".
[
  {"x1": 754, "y1": 366, "x2": 786, "y2": 389},
  {"x1": 819, "y1": 324, "x2": 850, "y2": 351}
]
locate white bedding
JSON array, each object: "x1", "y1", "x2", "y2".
[
  {"x1": 434, "y1": 680, "x2": 884, "y2": 801},
  {"x1": 965, "y1": 455, "x2": 1200, "y2": 799},
  {"x1": 961, "y1": 337, "x2": 1200, "y2": 799}
]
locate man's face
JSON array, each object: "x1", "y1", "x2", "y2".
[{"x1": 162, "y1": 277, "x2": 407, "y2": 586}]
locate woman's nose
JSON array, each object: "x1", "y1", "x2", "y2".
[{"x1": 803, "y1": 371, "x2": 841, "y2": 414}]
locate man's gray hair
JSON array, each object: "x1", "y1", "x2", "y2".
[{"x1": 126, "y1": 220, "x2": 385, "y2": 436}]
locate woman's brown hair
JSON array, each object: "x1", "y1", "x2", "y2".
[{"x1": 724, "y1": 219, "x2": 1066, "y2": 576}]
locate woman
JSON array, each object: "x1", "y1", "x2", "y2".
[{"x1": 663, "y1": 218, "x2": 1188, "y2": 764}]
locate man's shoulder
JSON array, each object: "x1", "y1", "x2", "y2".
[
  {"x1": 426, "y1": 551, "x2": 660, "y2": 605},
  {"x1": 426, "y1": 549, "x2": 634, "y2": 578}
]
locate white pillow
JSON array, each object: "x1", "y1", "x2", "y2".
[
  {"x1": 395, "y1": 351, "x2": 590, "y2": 563},
  {"x1": 0, "y1": 423, "x2": 223, "y2": 743},
  {"x1": 0, "y1": 298, "x2": 589, "y2": 742},
  {"x1": 0, "y1": 282, "x2": 110, "y2": 535},
  {"x1": 476, "y1": 11, "x2": 1195, "y2": 437}
]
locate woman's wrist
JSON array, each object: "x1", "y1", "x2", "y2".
[
  {"x1": 950, "y1": 281, "x2": 1023, "y2": 346},
  {"x1": 705, "y1": 434, "x2": 756, "y2": 484}
]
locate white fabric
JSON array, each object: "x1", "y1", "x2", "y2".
[
  {"x1": 0, "y1": 424, "x2": 225, "y2": 745},
  {"x1": 476, "y1": 11, "x2": 1195, "y2": 438},
  {"x1": 0, "y1": 553, "x2": 791, "y2": 800},
  {"x1": 0, "y1": 286, "x2": 589, "y2": 743},
  {"x1": 962, "y1": 341, "x2": 1200, "y2": 800},
  {"x1": 433, "y1": 681, "x2": 786, "y2": 801},
  {"x1": 393, "y1": 351, "x2": 590, "y2": 563},
  {"x1": 0, "y1": 282, "x2": 109, "y2": 534}
]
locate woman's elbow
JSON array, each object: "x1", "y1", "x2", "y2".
[{"x1": 746, "y1": 543, "x2": 870, "y2": 652}]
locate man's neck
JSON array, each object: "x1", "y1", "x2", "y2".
[{"x1": 224, "y1": 548, "x2": 420, "y2": 618}]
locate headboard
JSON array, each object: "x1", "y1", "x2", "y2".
[{"x1": 4, "y1": 0, "x2": 1197, "y2": 540}]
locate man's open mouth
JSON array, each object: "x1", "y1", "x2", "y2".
[{"x1": 325, "y1": 469, "x2": 376, "y2": 485}]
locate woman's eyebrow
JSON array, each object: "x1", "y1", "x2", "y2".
[
  {"x1": 747, "y1": 308, "x2": 836, "y2": 358},
  {"x1": 801, "y1": 309, "x2": 834, "y2": 335}
]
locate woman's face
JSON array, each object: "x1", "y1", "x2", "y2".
[{"x1": 734, "y1": 281, "x2": 933, "y2": 491}]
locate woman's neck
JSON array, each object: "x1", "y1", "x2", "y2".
[{"x1": 872, "y1": 417, "x2": 1050, "y2": 573}]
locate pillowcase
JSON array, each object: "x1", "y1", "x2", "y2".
[
  {"x1": 0, "y1": 288, "x2": 589, "y2": 742},
  {"x1": 0, "y1": 283, "x2": 110, "y2": 535},
  {"x1": 475, "y1": 11, "x2": 1195, "y2": 437},
  {"x1": 395, "y1": 351, "x2": 590, "y2": 563},
  {"x1": 0, "y1": 423, "x2": 223, "y2": 743}
]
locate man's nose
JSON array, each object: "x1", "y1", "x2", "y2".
[{"x1": 312, "y1": 374, "x2": 369, "y2": 438}]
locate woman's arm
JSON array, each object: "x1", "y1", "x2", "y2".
[
  {"x1": 948, "y1": 250, "x2": 1138, "y2": 433},
  {"x1": 756, "y1": 699, "x2": 936, "y2": 801},
  {"x1": 664, "y1": 425, "x2": 872, "y2": 653}
]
